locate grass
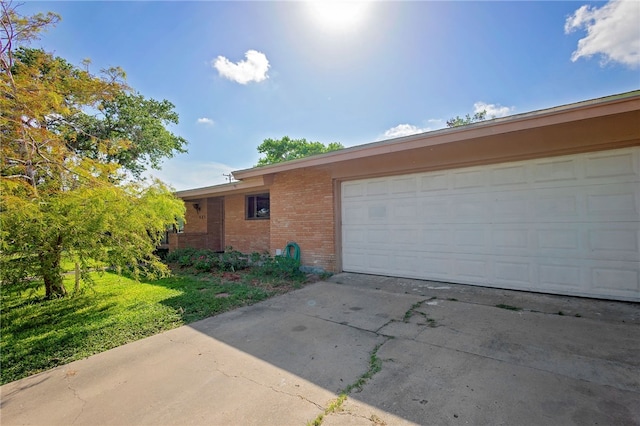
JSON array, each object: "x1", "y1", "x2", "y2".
[{"x1": 1, "y1": 266, "x2": 306, "y2": 385}]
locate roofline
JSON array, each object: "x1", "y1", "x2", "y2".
[
  {"x1": 176, "y1": 176, "x2": 269, "y2": 199},
  {"x1": 232, "y1": 90, "x2": 640, "y2": 180}
]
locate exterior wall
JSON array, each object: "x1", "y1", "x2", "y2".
[
  {"x1": 169, "y1": 197, "x2": 224, "y2": 251},
  {"x1": 185, "y1": 198, "x2": 208, "y2": 233},
  {"x1": 270, "y1": 168, "x2": 336, "y2": 272},
  {"x1": 224, "y1": 194, "x2": 270, "y2": 253}
]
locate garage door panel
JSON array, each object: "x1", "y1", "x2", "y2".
[
  {"x1": 453, "y1": 169, "x2": 487, "y2": 189},
  {"x1": 453, "y1": 257, "x2": 490, "y2": 281},
  {"x1": 533, "y1": 158, "x2": 579, "y2": 183},
  {"x1": 491, "y1": 164, "x2": 529, "y2": 186},
  {"x1": 584, "y1": 150, "x2": 639, "y2": 179},
  {"x1": 453, "y1": 227, "x2": 488, "y2": 249},
  {"x1": 587, "y1": 227, "x2": 639, "y2": 260},
  {"x1": 585, "y1": 186, "x2": 639, "y2": 219},
  {"x1": 390, "y1": 227, "x2": 420, "y2": 246},
  {"x1": 342, "y1": 147, "x2": 640, "y2": 301}
]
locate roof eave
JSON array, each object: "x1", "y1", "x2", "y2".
[{"x1": 232, "y1": 91, "x2": 640, "y2": 180}]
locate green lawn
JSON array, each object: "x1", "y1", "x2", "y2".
[{"x1": 1, "y1": 268, "x2": 300, "y2": 385}]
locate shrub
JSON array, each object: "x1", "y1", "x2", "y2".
[
  {"x1": 166, "y1": 247, "x2": 199, "y2": 265},
  {"x1": 258, "y1": 256, "x2": 304, "y2": 280},
  {"x1": 193, "y1": 252, "x2": 220, "y2": 272},
  {"x1": 219, "y1": 249, "x2": 248, "y2": 272},
  {"x1": 166, "y1": 248, "x2": 250, "y2": 272}
]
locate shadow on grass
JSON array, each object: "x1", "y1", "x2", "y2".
[
  {"x1": 1, "y1": 292, "x2": 118, "y2": 384},
  {"x1": 148, "y1": 271, "x2": 275, "y2": 324}
]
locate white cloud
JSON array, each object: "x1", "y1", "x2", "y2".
[
  {"x1": 473, "y1": 101, "x2": 514, "y2": 118},
  {"x1": 213, "y1": 50, "x2": 270, "y2": 84},
  {"x1": 565, "y1": 0, "x2": 640, "y2": 67},
  {"x1": 145, "y1": 159, "x2": 237, "y2": 191},
  {"x1": 381, "y1": 123, "x2": 431, "y2": 139},
  {"x1": 197, "y1": 117, "x2": 214, "y2": 126}
]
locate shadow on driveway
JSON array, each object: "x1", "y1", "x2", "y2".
[{"x1": 1, "y1": 273, "x2": 639, "y2": 425}]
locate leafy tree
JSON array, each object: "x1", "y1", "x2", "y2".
[
  {"x1": 68, "y1": 91, "x2": 187, "y2": 177},
  {"x1": 0, "y1": 3, "x2": 186, "y2": 298},
  {"x1": 446, "y1": 110, "x2": 487, "y2": 128},
  {"x1": 256, "y1": 136, "x2": 344, "y2": 166}
]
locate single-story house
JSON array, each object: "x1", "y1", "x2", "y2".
[{"x1": 169, "y1": 91, "x2": 640, "y2": 302}]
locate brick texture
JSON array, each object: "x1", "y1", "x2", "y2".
[
  {"x1": 172, "y1": 171, "x2": 336, "y2": 272},
  {"x1": 224, "y1": 194, "x2": 270, "y2": 253},
  {"x1": 270, "y1": 169, "x2": 336, "y2": 272},
  {"x1": 169, "y1": 197, "x2": 224, "y2": 251}
]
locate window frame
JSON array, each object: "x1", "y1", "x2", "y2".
[{"x1": 246, "y1": 193, "x2": 270, "y2": 220}]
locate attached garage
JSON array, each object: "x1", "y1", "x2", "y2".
[
  {"x1": 342, "y1": 147, "x2": 640, "y2": 302},
  {"x1": 179, "y1": 91, "x2": 639, "y2": 302}
]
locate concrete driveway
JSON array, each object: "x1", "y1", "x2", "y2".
[{"x1": 1, "y1": 273, "x2": 639, "y2": 425}]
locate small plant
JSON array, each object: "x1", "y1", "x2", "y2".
[
  {"x1": 496, "y1": 303, "x2": 522, "y2": 311},
  {"x1": 219, "y1": 249, "x2": 248, "y2": 272},
  {"x1": 403, "y1": 301, "x2": 423, "y2": 323},
  {"x1": 166, "y1": 247, "x2": 199, "y2": 265},
  {"x1": 257, "y1": 256, "x2": 304, "y2": 280},
  {"x1": 193, "y1": 252, "x2": 220, "y2": 272}
]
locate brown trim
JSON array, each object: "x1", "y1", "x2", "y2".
[
  {"x1": 177, "y1": 176, "x2": 269, "y2": 200},
  {"x1": 233, "y1": 92, "x2": 640, "y2": 180}
]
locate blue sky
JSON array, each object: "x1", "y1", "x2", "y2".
[{"x1": 19, "y1": 1, "x2": 640, "y2": 190}]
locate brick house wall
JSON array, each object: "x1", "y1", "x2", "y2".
[
  {"x1": 184, "y1": 198, "x2": 207, "y2": 233},
  {"x1": 168, "y1": 197, "x2": 224, "y2": 251},
  {"x1": 270, "y1": 168, "x2": 336, "y2": 272},
  {"x1": 224, "y1": 194, "x2": 270, "y2": 253}
]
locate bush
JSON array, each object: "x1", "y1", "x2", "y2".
[
  {"x1": 193, "y1": 252, "x2": 220, "y2": 272},
  {"x1": 166, "y1": 247, "x2": 199, "y2": 265},
  {"x1": 257, "y1": 256, "x2": 304, "y2": 280},
  {"x1": 165, "y1": 248, "x2": 248, "y2": 272},
  {"x1": 219, "y1": 249, "x2": 248, "y2": 272}
]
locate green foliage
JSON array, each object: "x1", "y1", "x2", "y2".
[
  {"x1": 166, "y1": 248, "x2": 249, "y2": 272},
  {"x1": 0, "y1": 270, "x2": 274, "y2": 385},
  {"x1": 68, "y1": 92, "x2": 187, "y2": 177},
  {"x1": 446, "y1": 110, "x2": 488, "y2": 127},
  {"x1": 257, "y1": 256, "x2": 304, "y2": 280},
  {"x1": 256, "y1": 136, "x2": 344, "y2": 166},
  {"x1": 167, "y1": 248, "x2": 304, "y2": 281},
  {"x1": 0, "y1": 6, "x2": 187, "y2": 298}
]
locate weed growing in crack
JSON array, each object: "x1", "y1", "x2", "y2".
[
  {"x1": 307, "y1": 394, "x2": 347, "y2": 426},
  {"x1": 342, "y1": 342, "x2": 384, "y2": 394},
  {"x1": 403, "y1": 301, "x2": 423, "y2": 323},
  {"x1": 496, "y1": 303, "x2": 522, "y2": 311},
  {"x1": 308, "y1": 341, "x2": 387, "y2": 425},
  {"x1": 425, "y1": 317, "x2": 437, "y2": 327}
]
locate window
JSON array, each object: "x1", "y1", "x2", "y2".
[
  {"x1": 174, "y1": 218, "x2": 185, "y2": 233},
  {"x1": 246, "y1": 193, "x2": 270, "y2": 219}
]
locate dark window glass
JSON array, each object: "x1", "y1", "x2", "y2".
[{"x1": 247, "y1": 193, "x2": 270, "y2": 219}]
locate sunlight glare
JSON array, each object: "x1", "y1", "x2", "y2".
[{"x1": 307, "y1": 1, "x2": 372, "y2": 34}]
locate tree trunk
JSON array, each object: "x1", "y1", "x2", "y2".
[{"x1": 40, "y1": 236, "x2": 67, "y2": 298}]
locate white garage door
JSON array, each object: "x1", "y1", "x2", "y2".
[{"x1": 341, "y1": 147, "x2": 640, "y2": 302}]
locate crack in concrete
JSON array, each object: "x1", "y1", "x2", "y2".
[
  {"x1": 330, "y1": 409, "x2": 389, "y2": 425},
  {"x1": 158, "y1": 333, "x2": 327, "y2": 410},
  {"x1": 309, "y1": 337, "x2": 392, "y2": 425},
  {"x1": 212, "y1": 365, "x2": 325, "y2": 410},
  {"x1": 63, "y1": 371, "x2": 87, "y2": 425}
]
